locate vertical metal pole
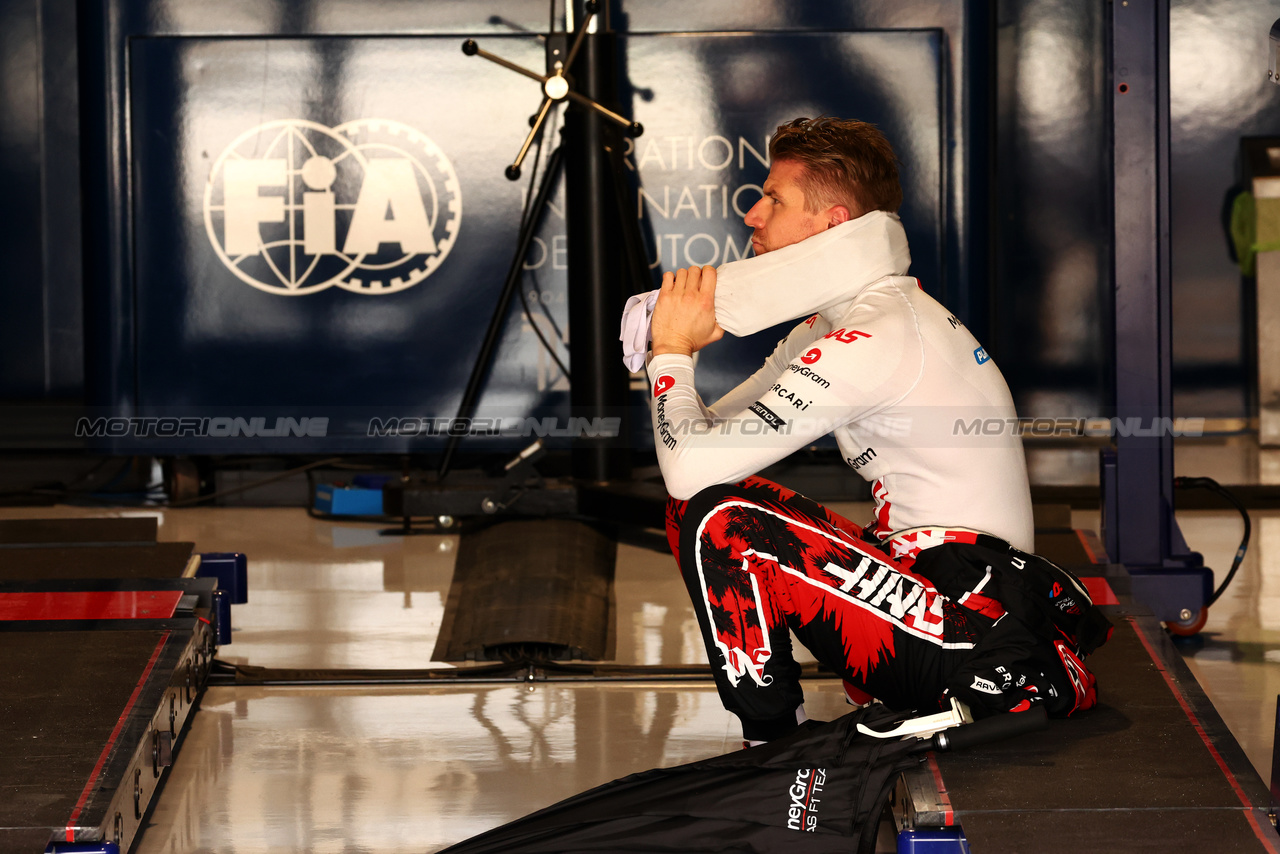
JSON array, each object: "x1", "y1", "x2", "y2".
[
  {"x1": 81, "y1": 0, "x2": 133, "y2": 416},
  {"x1": 1110, "y1": 0, "x2": 1178, "y2": 567},
  {"x1": 564, "y1": 0, "x2": 632, "y2": 483}
]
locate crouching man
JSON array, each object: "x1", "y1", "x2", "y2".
[{"x1": 646, "y1": 117, "x2": 1110, "y2": 743}]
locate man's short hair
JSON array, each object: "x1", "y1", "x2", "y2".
[{"x1": 768, "y1": 116, "x2": 903, "y2": 215}]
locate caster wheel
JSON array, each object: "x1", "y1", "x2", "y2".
[{"x1": 1167, "y1": 607, "x2": 1208, "y2": 637}]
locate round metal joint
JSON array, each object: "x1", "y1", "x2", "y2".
[
  {"x1": 480, "y1": 498, "x2": 499, "y2": 515},
  {"x1": 436, "y1": 515, "x2": 456, "y2": 529},
  {"x1": 461, "y1": 39, "x2": 479, "y2": 56},
  {"x1": 584, "y1": 0, "x2": 599, "y2": 13},
  {"x1": 627, "y1": 121, "x2": 644, "y2": 138},
  {"x1": 1179, "y1": 608, "x2": 1194, "y2": 622},
  {"x1": 543, "y1": 75, "x2": 570, "y2": 101},
  {"x1": 504, "y1": 164, "x2": 521, "y2": 181}
]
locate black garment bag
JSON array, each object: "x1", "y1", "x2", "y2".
[{"x1": 440, "y1": 704, "x2": 932, "y2": 854}]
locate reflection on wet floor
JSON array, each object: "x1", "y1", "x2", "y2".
[
  {"x1": 1175, "y1": 509, "x2": 1280, "y2": 784},
  {"x1": 1, "y1": 443, "x2": 1278, "y2": 850},
  {"x1": 139, "y1": 683, "x2": 855, "y2": 853},
  {"x1": 0, "y1": 502, "x2": 862, "y2": 851}
]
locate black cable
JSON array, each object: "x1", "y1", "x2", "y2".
[
  {"x1": 65, "y1": 456, "x2": 129, "y2": 492},
  {"x1": 166, "y1": 457, "x2": 346, "y2": 508},
  {"x1": 439, "y1": 143, "x2": 568, "y2": 479},
  {"x1": 523, "y1": 267, "x2": 567, "y2": 349},
  {"x1": 515, "y1": 109, "x2": 572, "y2": 381},
  {"x1": 496, "y1": 3, "x2": 572, "y2": 383},
  {"x1": 1174, "y1": 475, "x2": 1251, "y2": 606},
  {"x1": 0, "y1": 455, "x2": 137, "y2": 502}
]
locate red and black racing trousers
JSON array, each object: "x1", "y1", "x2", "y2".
[{"x1": 665, "y1": 477, "x2": 1100, "y2": 741}]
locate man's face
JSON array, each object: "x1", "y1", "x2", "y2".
[{"x1": 743, "y1": 159, "x2": 846, "y2": 255}]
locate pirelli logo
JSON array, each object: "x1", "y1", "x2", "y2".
[{"x1": 749, "y1": 401, "x2": 786, "y2": 432}]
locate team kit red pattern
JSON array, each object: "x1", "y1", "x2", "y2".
[{"x1": 666, "y1": 477, "x2": 1101, "y2": 740}]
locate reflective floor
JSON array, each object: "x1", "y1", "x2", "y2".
[
  {"x1": 140, "y1": 684, "x2": 855, "y2": 853},
  {"x1": 0, "y1": 502, "x2": 859, "y2": 852},
  {"x1": 2, "y1": 456, "x2": 1277, "y2": 851}
]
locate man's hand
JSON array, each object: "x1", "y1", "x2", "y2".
[{"x1": 651, "y1": 265, "x2": 724, "y2": 357}]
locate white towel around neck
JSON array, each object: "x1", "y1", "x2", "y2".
[{"x1": 618, "y1": 210, "x2": 912, "y2": 369}]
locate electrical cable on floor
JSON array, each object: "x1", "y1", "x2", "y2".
[
  {"x1": 0, "y1": 455, "x2": 142, "y2": 504},
  {"x1": 165, "y1": 457, "x2": 347, "y2": 508},
  {"x1": 1173, "y1": 475, "x2": 1251, "y2": 606}
]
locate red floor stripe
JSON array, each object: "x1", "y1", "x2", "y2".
[
  {"x1": 1080, "y1": 576, "x2": 1119, "y2": 606},
  {"x1": 926, "y1": 753, "x2": 955, "y2": 826},
  {"x1": 1129, "y1": 617, "x2": 1279, "y2": 853},
  {"x1": 1075, "y1": 529, "x2": 1104, "y2": 564},
  {"x1": 63, "y1": 632, "x2": 170, "y2": 842},
  {"x1": 0, "y1": 590, "x2": 183, "y2": 621}
]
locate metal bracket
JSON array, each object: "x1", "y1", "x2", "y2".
[{"x1": 461, "y1": 0, "x2": 642, "y2": 180}]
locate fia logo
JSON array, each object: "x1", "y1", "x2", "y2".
[{"x1": 202, "y1": 119, "x2": 461, "y2": 296}]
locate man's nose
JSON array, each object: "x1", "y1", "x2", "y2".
[{"x1": 743, "y1": 199, "x2": 766, "y2": 229}]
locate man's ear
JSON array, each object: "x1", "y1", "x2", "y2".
[{"x1": 827, "y1": 205, "x2": 852, "y2": 227}]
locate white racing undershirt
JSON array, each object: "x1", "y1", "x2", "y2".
[{"x1": 647, "y1": 216, "x2": 1034, "y2": 552}]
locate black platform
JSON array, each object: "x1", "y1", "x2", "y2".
[
  {"x1": 938, "y1": 603, "x2": 1277, "y2": 851},
  {"x1": 0, "y1": 518, "x2": 219, "y2": 853},
  {"x1": 900, "y1": 516, "x2": 1280, "y2": 852}
]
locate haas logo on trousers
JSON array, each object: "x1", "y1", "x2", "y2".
[{"x1": 692, "y1": 499, "x2": 970, "y2": 694}]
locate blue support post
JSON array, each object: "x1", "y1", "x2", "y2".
[
  {"x1": 197, "y1": 552, "x2": 248, "y2": 604},
  {"x1": 1105, "y1": 0, "x2": 1212, "y2": 626}
]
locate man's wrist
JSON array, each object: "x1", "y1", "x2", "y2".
[{"x1": 651, "y1": 343, "x2": 694, "y2": 358}]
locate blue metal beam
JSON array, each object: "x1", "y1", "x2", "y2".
[{"x1": 1106, "y1": 0, "x2": 1207, "y2": 624}]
